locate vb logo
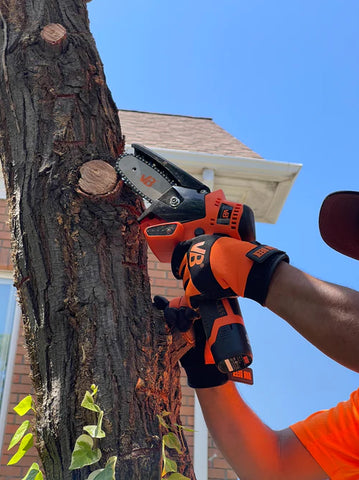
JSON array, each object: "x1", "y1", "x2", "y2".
[
  {"x1": 189, "y1": 241, "x2": 206, "y2": 267},
  {"x1": 140, "y1": 174, "x2": 156, "y2": 187}
]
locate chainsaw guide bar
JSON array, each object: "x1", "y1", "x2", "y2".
[
  {"x1": 116, "y1": 152, "x2": 178, "y2": 203},
  {"x1": 116, "y1": 144, "x2": 210, "y2": 204}
]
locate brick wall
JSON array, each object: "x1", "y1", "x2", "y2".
[
  {"x1": 0, "y1": 199, "x2": 35, "y2": 479},
  {"x1": 0, "y1": 198, "x2": 236, "y2": 479},
  {"x1": 0, "y1": 329, "x2": 36, "y2": 480},
  {"x1": 0, "y1": 200, "x2": 12, "y2": 271}
]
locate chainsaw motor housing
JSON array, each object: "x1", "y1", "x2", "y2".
[{"x1": 139, "y1": 187, "x2": 256, "y2": 263}]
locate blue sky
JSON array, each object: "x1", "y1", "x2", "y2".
[{"x1": 87, "y1": 1, "x2": 358, "y2": 430}]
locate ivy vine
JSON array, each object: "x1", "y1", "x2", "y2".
[
  {"x1": 69, "y1": 384, "x2": 117, "y2": 479},
  {"x1": 157, "y1": 411, "x2": 192, "y2": 480},
  {"x1": 7, "y1": 387, "x2": 193, "y2": 480},
  {"x1": 6, "y1": 394, "x2": 44, "y2": 479}
]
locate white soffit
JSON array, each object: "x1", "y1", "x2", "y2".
[{"x1": 150, "y1": 147, "x2": 302, "y2": 224}]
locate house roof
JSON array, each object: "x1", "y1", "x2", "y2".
[
  {"x1": 119, "y1": 110, "x2": 263, "y2": 159},
  {"x1": 118, "y1": 109, "x2": 301, "y2": 224}
]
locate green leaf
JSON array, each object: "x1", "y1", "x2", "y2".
[
  {"x1": 166, "y1": 474, "x2": 191, "y2": 480},
  {"x1": 8, "y1": 420, "x2": 30, "y2": 450},
  {"x1": 90, "y1": 384, "x2": 98, "y2": 396},
  {"x1": 163, "y1": 433, "x2": 182, "y2": 454},
  {"x1": 83, "y1": 411, "x2": 105, "y2": 438},
  {"x1": 86, "y1": 456, "x2": 117, "y2": 480},
  {"x1": 22, "y1": 463, "x2": 44, "y2": 480},
  {"x1": 81, "y1": 391, "x2": 101, "y2": 413},
  {"x1": 105, "y1": 456, "x2": 117, "y2": 468},
  {"x1": 162, "y1": 455, "x2": 177, "y2": 476},
  {"x1": 83, "y1": 425, "x2": 106, "y2": 439},
  {"x1": 69, "y1": 434, "x2": 102, "y2": 470},
  {"x1": 7, "y1": 433, "x2": 33, "y2": 465},
  {"x1": 87, "y1": 469, "x2": 104, "y2": 480},
  {"x1": 14, "y1": 395, "x2": 33, "y2": 416}
]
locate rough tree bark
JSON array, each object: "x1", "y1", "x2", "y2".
[{"x1": 0, "y1": 1, "x2": 195, "y2": 479}]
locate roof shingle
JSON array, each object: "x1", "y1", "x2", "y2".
[{"x1": 119, "y1": 110, "x2": 263, "y2": 159}]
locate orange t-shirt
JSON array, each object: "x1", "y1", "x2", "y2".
[{"x1": 290, "y1": 388, "x2": 359, "y2": 479}]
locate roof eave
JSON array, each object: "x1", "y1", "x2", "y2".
[{"x1": 126, "y1": 145, "x2": 302, "y2": 224}]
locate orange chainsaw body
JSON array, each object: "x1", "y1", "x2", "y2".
[{"x1": 140, "y1": 189, "x2": 255, "y2": 263}]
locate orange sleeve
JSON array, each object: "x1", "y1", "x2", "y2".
[{"x1": 290, "y1": 388, "x2": 359, "y2": 480}]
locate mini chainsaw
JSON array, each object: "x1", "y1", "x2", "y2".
[{"x1": 116, "y1": 144, "x2": 255, "y2": 380}]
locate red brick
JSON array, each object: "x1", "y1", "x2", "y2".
[
  {"x1": 8, "y1": 383, "x2": 32, "y2": 394},
  {"x1": 208, "y1": 467, "x2": 226, "y2": 478},
  {"x1": 150, "y1": 286, "x2": 168, "y2": 297},
  {"x1": 152, "y1": 277, "x2": 179, "y2": 288},
  {"x1": 19, "y1": 374, "x2": 32, "y2": 385},
  {"x1": 0, "y1": 229, "x2": 11, "y2": 241},
  {"x1": 0, "y1": 249, "x2": 12, "y2": 269},
  {"x1": 149, "y1": 269, "x2": 167, "y2": 279},
  {"x1": 180, "y1": 405, "x2": 194, "y2": 417},
  {"x1": 213, "y1": 457, "x2": 231, "y2": 469},
  {"x1": 13, "y1": 364, "x2": 30, "y2": 375}
]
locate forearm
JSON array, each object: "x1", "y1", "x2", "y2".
[
  {"x1": 196, "y1": 382, "x2": 279, "y2": 478},
  {"x1": 266, "y1": 262, "x2": 359, "y2": 372},
  {"x1": 196, "y1": 382, "x2": 326, "y2": 480}
]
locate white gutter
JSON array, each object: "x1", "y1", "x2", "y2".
[
  {"x1": 152, "y1": 147, "x2": 301, "y2": 183},
  {"x1": 194, "y1": 393, "x2": 208, "y2": 480},
  {"x1": 125, "y1": 145, "x2": 302, "y2": 224}
]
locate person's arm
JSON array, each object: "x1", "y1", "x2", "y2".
[
  {"x1": 195, "y1": 262, "x2": 359, "y2": 479},
  {"x1": 196, "y1": 382, "x2": 327, "y2": 480},
  {"x1": 174, "y1": 235, "x2": 359, "y2": 372},
  {"x1": 266, "y1": 261, "x2": 359, "y2": 372},
  {"x1": 155, "y1": 294, "x2": 328, "y2": 478},
  {"x1": 170, "y1": 236, "x2": 359, "y2": 477}
]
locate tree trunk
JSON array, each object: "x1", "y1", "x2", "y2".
[{"x1": 0, "y1": 1, "x2": 195, "y2": 478}]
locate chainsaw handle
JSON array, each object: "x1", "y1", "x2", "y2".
[{"x1": 197, "y1": 297, "x2": 253, "y2": 374}]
